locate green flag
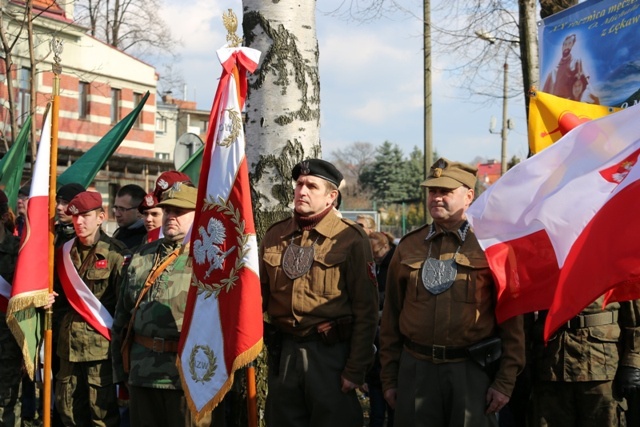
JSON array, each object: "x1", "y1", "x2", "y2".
[
  {"x1": 178, "y1": 144, "x2": 203, "y2": 184},
  {"x1": 0, "y1": 116, "x2": 31, "y2": 210},
  {"x1": 57, "y1": 91, "x2": 150, "y2": 188}
]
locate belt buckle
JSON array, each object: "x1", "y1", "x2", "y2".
[
  {"x1": 432, "y1": 344, "x2": 446, "y2": 361},
  {"x1": 152, "y1": 337, "x2": 165, "y2": 353}
]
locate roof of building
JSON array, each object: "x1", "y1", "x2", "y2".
[{"x1": 477, "y1": 160, "x2": 501, "y2": 187}]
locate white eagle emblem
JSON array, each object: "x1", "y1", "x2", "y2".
[
  {"x1": 157, "y1": 178, "x2": 169, "y2": 190},
  {"x1": 193, "y1": 217, "x2": 236, "y2": 278},
  {"x1": 144, "y1": 194, "x2": 154, "y2": 205},
  {"x1": 69, "y1": 205, "x2": 79, "y2": 215}
]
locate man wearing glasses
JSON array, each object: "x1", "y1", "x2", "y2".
[{"x1": 112, "y1": 184, "x2": 147, "y2": 250}]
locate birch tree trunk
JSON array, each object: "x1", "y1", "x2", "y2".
[{"x1": 243, "y1": 0, "x2": 321, "y2": 235}]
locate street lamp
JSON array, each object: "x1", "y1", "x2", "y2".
[{"x1": 475, "y1": 31, "x2": 515, "y2": 176}]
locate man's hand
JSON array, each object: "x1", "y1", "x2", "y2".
[
  {"x1": 340, "y1": 376, "x2": 358, "y2": 393},
  {"x1": 384, "y1": 388, "x2": 397, "y2": 409},
  {"x1": 43, "y1": 292, "x2": 58, "y2": 310},
  {"x1": 485, "y1": 387, "x2": 509, "y2": 414}
]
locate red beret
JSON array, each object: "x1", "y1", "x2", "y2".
[
  {"x1": 154, "y1": 171, "x2": 192, "y2": 198},
  {"x1": 66, "y1": 191, "x2": 103, "y2": 215},
  {"x1": 138, "y1": 192, "x2": 159, "y2": 213}
]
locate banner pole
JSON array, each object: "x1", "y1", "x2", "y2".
[
  {"x1": 43, "y1": 37, "x2": 62, "y2": 427},
  {"x1": 246, "y1": 364, "x2": 258, "y2": 427}
]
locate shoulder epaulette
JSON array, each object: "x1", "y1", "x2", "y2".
[
  {"x1": 398, "y1": 223, "x2": 430, "y2": 244},
  {"x1": 341, "y1": 217, "x2": 369, "y2": 238}
]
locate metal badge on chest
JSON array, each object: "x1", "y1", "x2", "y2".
[
  {"x1": 421, "y1": 222, "x2": 469, "y2": 295},
  {"x1": 282, "y1": 236, "x2": 317, "y2": 280}
]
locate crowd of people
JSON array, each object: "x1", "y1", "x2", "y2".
[{"x1": 1, "y1": 157, "x2": 639, "y2": 427}]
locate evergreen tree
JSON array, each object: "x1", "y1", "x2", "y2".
[
  {"x1": 361, "y1": 141, "x2": 409, "y2": 205},
  {"x1": 404, "y1": 146, "x2": 424, "y2": 201}
]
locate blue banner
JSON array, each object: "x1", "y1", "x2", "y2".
[{"x1": 539, "y1": 0, "x2": 640, "y2": 107}]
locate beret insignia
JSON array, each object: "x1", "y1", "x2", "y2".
[
  {"x1": 158, "y1": 178, "x2": 169, "y2": 190},
  {"x1": 300, "y1": 161, "x2": 311, "y2": 175}
]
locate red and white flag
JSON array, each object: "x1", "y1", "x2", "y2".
[
  {"x1": 467, "y1": 103, "x2": 640, "y2": 340},
  {"x1": 177, "y1": 46, "x2": 263, "y2": 419},
  {"x1": 6, "y1": 111, "x2": 53, "y2": 379}
]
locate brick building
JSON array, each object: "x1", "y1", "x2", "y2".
[{"x1": 0, "y1": 0, "x2": 173, "y2": 223}]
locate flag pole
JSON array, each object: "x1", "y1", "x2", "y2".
[
  {"x1": 246, "y1": 361, "x2": 258, "y2": 427},
  {"x1": 222, "y1": 11, "x2": 260, "y2": 426},
  {"x1": 42, "y1": 37, "x2": 63, "y2": 427}
]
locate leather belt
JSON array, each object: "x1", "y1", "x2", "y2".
[
  {"x1": 565, "y1": 311, "x2": 618, "y2": 329},
  {"x1": 134, "y1": 335, "x2": 179, "y2": 353},
  {"x1": 405, "y1": 340, "x2": 468, "y2": 361},
  {"x1": 283, "y1": 331, "x2": 322, "y2": 343}
]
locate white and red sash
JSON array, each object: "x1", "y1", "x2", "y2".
[
  {"x1": 0, "y1": 275, "x2": 10, "y2": 313},
  {"x1": 57, "y1": 238, "x2": 112, "y2": 340}
]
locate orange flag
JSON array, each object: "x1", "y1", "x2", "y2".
[{"x1": 528, "y1": 90, "x2": 620, "y2": 155}]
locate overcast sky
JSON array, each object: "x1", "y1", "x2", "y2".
[{"x1": 160, "y1": 0, "x2": 530, "y2": 165}]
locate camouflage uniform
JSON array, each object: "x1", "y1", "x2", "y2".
[
  {"x1": 54, "y1": 231, "x2": 127, "y2": 427},
  {"x1": 0, "y1": 232, "x2": 21, "y2": 427},
  {"x1": 54, "y1": 221, "x2": 76, "y2": 247},
  {"x1": 530, "y1": 297, "x2": 640, "y2": 427},
  {"x1": 112, "y1": 239, "x2": 216, "y2": 426}
]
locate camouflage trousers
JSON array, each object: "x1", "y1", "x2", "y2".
[
  {"x1": 0, "y1": 328, "x2": 23, "y2": 427},
  {"x1": 0, "y1": 360, "x2": 22, "y2": 427},
  {"x1": 55, "y1": 358, "x2": 120, "y2": 427},
  {"x1": 128, "y1": 385, "x2": 220, "y2": 427},
  {"x1": 530, "y1": 380, "x2": 625, "y2": 427}
]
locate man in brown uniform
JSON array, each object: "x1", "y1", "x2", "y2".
[
  {"x1": 260, "y1": 158, "x2": 379, "y2": 427},
  {"x1": 380, "y1": 158, "x2": 525, "y2": 427}
]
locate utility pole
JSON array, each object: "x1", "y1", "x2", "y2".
[
  {"x1": 500, "y1": 57, "x2": 509, "y2": 175},
  {"x1": 424, "y1": 0, "x2": 432, "y2": 222}
]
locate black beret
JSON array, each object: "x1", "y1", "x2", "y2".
[
  {"x1": 292, "y1": 159, "x2": 343, "y2": 188},
  {"x1": 56, "y1": 183, "x2": 86, "y2": 203}
]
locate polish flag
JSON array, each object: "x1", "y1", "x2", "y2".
[
  {"x1": 177, "y1": 46, "x2": 263, "y2": 420},
  {"x1": 467, "y1": 103, "x2": 640, "y2": 340},
  {"x1": 6, "y1": 112, "x2": 53, "y2": 379}
]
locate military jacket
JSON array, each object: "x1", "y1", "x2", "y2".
[
  {"x1": 0, "y1": 231, "x2": 20, "y2": 363},
  {"x1": 112, "y1": 239, "x2": 191, "y2": 390},
  {"x1": 533, "y1": 297, "x2": 640, "y2": 381},
  {"x1": 259, "y1": 210, "x2": 379, "y2": 385},
  {"x1": 55, "y1": 231, "x2": 127, "y2": 362},
  {"x1": 379, "y1": 221, "x2": 525, "y2": 397}
]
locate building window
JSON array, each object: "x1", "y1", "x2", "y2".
[
  {"x1": 155, "y1": 116, "x2": 167, "y2": 134},
  {"x1": 79, "y1": 82, "x2": 89, "y2": 119},
  {"x1": 16, "y1": 67, "x2": 31, "y2": 125},
  {"x1": 110, "y1": 88, "x2": 121, "y2": 123},
  {"x1": 155, "y1": 152, "x2": 170, "y2": 160},
  {"x1": 133, "y1": 92, "x2": 142, "y2": 128}
]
